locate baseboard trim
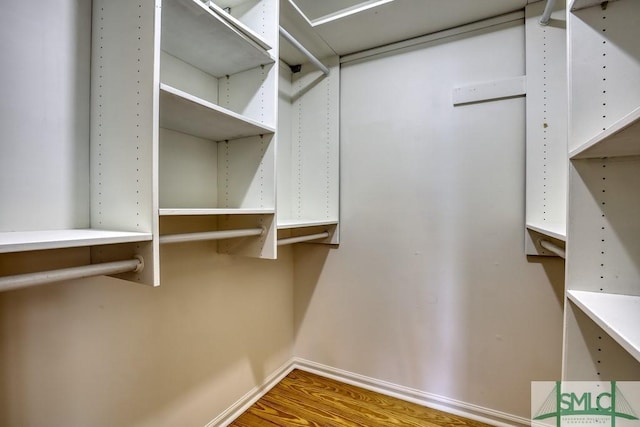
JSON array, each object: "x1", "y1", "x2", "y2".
[
  {"x1": 205, "y1": 359, "x2": 296, "y2": 427},
  {"x1": 292, "y1": 358, "x2": 530, "y2": 427},
  {"x1": 206, "y1": 357, "x2": 531, "y2": 427}
]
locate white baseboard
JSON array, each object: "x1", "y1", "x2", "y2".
[
  {"x1": 205, "y1": 359, "x2": 296, "y2": 427},
  {"x1": 292, "y1": 358, "x2": 531, "y2": 427},
  {"x1": 206, "y1": 357, "x2": 531, "y2": 427}
]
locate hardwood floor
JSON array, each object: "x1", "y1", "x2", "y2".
[{"x1": 229, "y1": 369, "x2": 493, "y2": 426}]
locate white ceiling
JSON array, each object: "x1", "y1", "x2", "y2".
[{"x1": 281, "y1": 0, "x2": 537, "y2": 63}]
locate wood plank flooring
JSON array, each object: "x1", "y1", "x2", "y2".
[{"x1": 230, "y1": 369, "x2": 494, "y2": 427}]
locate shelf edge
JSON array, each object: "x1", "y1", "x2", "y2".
[
  {"x1": 0, "y1": 230, "x2": 153, "y2": 254},
  {"x1": 570, "y1": 105, "x2": 640, "y2": 159},
  {"x1": 526, "y1": 223, "x2": 567, "y2": 242},
  {"x1": 567, "y1": 290, "x2": 640, "y2": 364},
  {"x1": 160, "y1": 84, "x2": 276, "y2": 136},
  {"x1": 160, "y1": 208, "x2": 275, "y2": 216},
  {"x1": 277, "y1": 219, "x2": 339, "y2": 229}
]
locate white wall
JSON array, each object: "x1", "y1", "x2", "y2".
[
  {"x1": 0, "y1": 245, "x2": 294, "y2": 427},
  {"x1": 293, "y1": 19, "x2": 565, "y2": 420}
]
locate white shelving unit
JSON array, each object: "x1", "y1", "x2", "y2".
[
  {"x1": 0, "y1": 0, "x2": 282, "y2": 290},
  {"x1": 277, "y1": 0, "x2": 340, "y2": 245},
  {"x1": 524, "y1": 0, "x2": 568, "y2": 256},
  {"x1": 563, "y1": 0, "x2": 640, "y2": 380},
  {"x1": 1, "y1": 0, "x2": 340, "y2": 288},
  {"x1": 158, "y1": 0, "x2": 279, "y2": 259},
  {"x1": 0, "y1": 1, "x2": 159, "y2": 286}
]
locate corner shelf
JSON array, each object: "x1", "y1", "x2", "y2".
[
  {"x1": 159, "y1": 84, "x2": 275, "y2": 141},
  {"x1": 0, "y1": 229, "x2": 153, "y2": 254},
  {"x1": 570, "y1": 105, "x2": 640, "y2": 159},
  {"x1": 161, "y1": 0, "x2": 274, "y2": 78},
  {"x1": 567, "y1": 290, "x2": 640, "y2": 363}
]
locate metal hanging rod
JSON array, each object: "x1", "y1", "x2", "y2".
[
  {"x1": 540, "y1": 239, "x2": 565, "y2": 259},
  {"x1": 279, "y1": 26, "x2": 330, "y2": 76},
  {"x1": 0, "y1": 256, "x2": 144, "y2": 293},
  {"x1": 160, "y1": 227, "x2": 264, "y2": 245},
  {"x1": 278, "y1": 232, "x2": 330, "y2": 246},
  {"x1": 539, "y1": 0, "x2": 556, "y2": 26}
]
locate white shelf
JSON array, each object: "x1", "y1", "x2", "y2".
[
  {"x1": 567, "y1": 290, "x2": 640, "y2": 363},
  {"x1": 570, "y1": 105, "x2": 640, "y2": 159},
  {"x1": 207, "y1": 1, "x2": 271, "y2": 50},
  {"x1": 159, "y1": 84, "x2": 275, "y2": 141},
  {"x1": 161, "y1": 0, "x2": 274, "y2": 78},
  {"x1": 0, "y1": 229, "x2": 153, "y2": 254},
  {"x1": 160, "y1": 208, "x2": 274, "y2": 216},
  {"x1": 526, "y1": 222, "x2": 567, "y2": 242},
  {"x1": 569, "y1": 0, "x2": 619, "y2": 11},
  {"x1": 277, "y1": 219, "x2": 339, "y2": 229}
]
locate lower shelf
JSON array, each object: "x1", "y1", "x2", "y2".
[
  {"x1": 526, "y1": 222, "x2": 566, "y2": 242},
  {"x1": 0, "y1": 229, "x2": 153, "y2": 253},
  {"x1": 160, "y1": 208, "x2": 275, "y2": 216},
  {"x1": 277, "y1": 219, "x2": 339, "y2": 230},
  {"x1": 567, "y1": 290, "x2": 640, "y2": 363}
]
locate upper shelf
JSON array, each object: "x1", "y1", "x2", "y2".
[
  {"x1": 568, "y1": 290, "x2": 640, "y2": 363},
  {"x1": 159, "y1": 84, "x2": 275, "y2": 141},
  {"x1": 570, "y1": 105, "x2": 640, "y2": 159},
  {"x1": 206, "y1": 1, "x2": 271, "y2": 50},
  {"x1": 0, "y1": 229, "x2": 152, "y2": 254},
  {"x1": 569, "y1": 0, "x2": 620, "y2": 11},
  {"x1": 161, "y1": 0, "x2": 274, "y2": 78}
]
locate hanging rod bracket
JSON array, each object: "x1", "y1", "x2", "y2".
[
  {"x1": 289, "y1": 64, "x2": 302, "y2": 74},
  {"x1": 133, "y1": 254, "x2": 145, "y2": 273}
]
